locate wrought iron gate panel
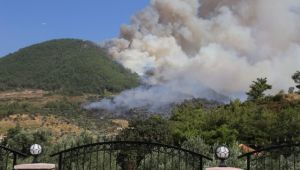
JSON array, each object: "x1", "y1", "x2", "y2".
[
  {"x1": 0, "y1": 145, "x2": 27, "y2": 170},
  {"x1": 51, "y1": 141, "x2": 212, "y2": 170},
  {"x1": 238, "y1": 143, "x2": 300, "y2": 170}
]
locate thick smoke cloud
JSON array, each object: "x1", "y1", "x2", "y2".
[{"x1": 88, "y1": 0, "x2": 300, "y2": 112}]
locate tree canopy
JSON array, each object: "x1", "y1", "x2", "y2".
[
  {"x1": 246, "y1": 78, "x2": 272, "y2": 100},
  {"x1": 292, "y1": 71, "x2": 300, "y2": 91}
]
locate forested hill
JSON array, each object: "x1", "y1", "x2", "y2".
[{"x1": 0, "y1": 39, "x2": 139, "y2": 95}]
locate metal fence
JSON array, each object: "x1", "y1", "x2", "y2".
[
  {"x1": 0, "y1": 145, "x2": 27, "y2": 170},
  {"x1": 50, "y1": 140, "x2": 212, "y2": 170},
  {"x1": 238, "y1": 143, "x2": 300, "y2": 170}
]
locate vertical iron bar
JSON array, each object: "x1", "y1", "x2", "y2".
[
  {"x1": 83, "y1": 148, "x2": 86, "y2": 170},
  {"x1": 109, "y1": 144, "x2": 112, "y2": 170},
  {"x1": 164, "y1": 149, "x2": 166, "y2": 170},
  {"x1": 247, "y1": 155, "x2": 251, "y2": 170},
  {"x1": 179, "y1": 151, "x2": 181, "y2": 169},
  {"x1": 185, "y1": 153, "x2": 188, "y2": 170},
  {"x1": 255, "y1": 158, "x2": 257, "y2": 170},
  {"x1": 157, "y1": 147, "x2": 160, "y2": 170},
  {"x1": 143, "y1": 150, "x2": 146, "y2": 170},
  {"x1": 199, "y1": 157, "x2": 203, "y2": 170},
  {"x1": 150, "y1": 150, "x2": 153, "y2": 170},
  {"x1": 63, "y1": 144, "x2": 67, "y2": 170},
  {"x1": 115, "y1": 150, "x2": 118, "y2": 170},
  {"x1": 89, "y1": 148, "x2": 92, "y2": 170},
  {"x1": 192, "y1": 156, "x2": 195, "y2": 170},
  {"x1": 171, "y1": 151, "x2": 174, "y2": 170},
  {"x1": 96, "y1": 149, "x2": 99, "y2": 170},
  {"x1": 58, "y1": 153, "x2": 63, "y2": 170},
  {"x1": 68, "y1": 152, "x2": 72, "y2": 170},
  {"x1": 76, "y1": 149, "x2": 79, "y2": 170},
  {"x1": 285, "y1": 156, "x2": 288, "y2": 170},
  {"x1": 279, "y1": 155, "x2": 281, "y2": 170},
  {"x1": 270, "y1": 152, "x2": 273, "y2": 170},
  {"x1": 102, "y1": 149, "x2": 105, "y2": 170},
  {"x1": 5, "y1": 152, "x2": 8, "y2": 170},
  {"x1": 0, "y1": 150, "x2": 2, "y2": 170},
  {"x1": 103, "y1": 150, "x2": 105, "y2": 170},
  {"x1": 13, "y1": 153, "x2": 17, "y2": 167},
  {"x1": 293, "y1": 152, "x2": 296, "y2": 170}
]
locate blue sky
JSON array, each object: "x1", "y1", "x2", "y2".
[{"x1": 0, "y1": 0, "x2": 150, "y2": 57}]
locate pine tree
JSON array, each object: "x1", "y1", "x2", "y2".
[
  {"x1": 246, "y1": 78, "x2": 272, "y2": 100},
  {"x1": 292, "y1": 71, "x2": 300, "y2": 92}
]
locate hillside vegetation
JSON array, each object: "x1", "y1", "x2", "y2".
[
  {"x1": 0, "y1": 39, "x2": 139, "y2": 95},
  {"x1": 0, "y1": 113, "x2": 83, "y2": 137},
  {"x1": 120, "y1": 76, "x2": 300, "y2": 150},
  {"x1": 0, "y1": 89, "x2": 125, "y2": 133},
  {"x1": 169, "y1": 94, "x2": 300, "y2": 146}
]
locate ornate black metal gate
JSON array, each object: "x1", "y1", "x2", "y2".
[
  {"x1": 238, "y1": 143, "x2": 300, "y2": 170},
  {"x1": 0, "y1": 145, "x2": 27, "y2": 170},
  {"x1": 51, "y1": 141, "x2": 212, "y2": 170}
]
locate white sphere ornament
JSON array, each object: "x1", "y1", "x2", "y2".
[
  {"x1": 216, "y1": 145, "x2": 230, "y2": 159},
  {"x1": 215, "y1": 145, "x2": 230, "y2": 167},
  {"x1": 30, "y1": 144, "x2": 42, "y2": 155}
]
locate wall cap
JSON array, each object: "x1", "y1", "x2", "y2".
[
  {"x1": 14, "y1": 163, "x2": 55, "y2": 170},
  {"x1": 206, "y1": 167, "x2": 243, "y2": 170}
]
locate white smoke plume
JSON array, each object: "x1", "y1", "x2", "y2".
[{"x1": 88, "y1": 0, "x2": 300, "y2": 112}]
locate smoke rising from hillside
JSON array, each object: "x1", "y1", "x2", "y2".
[{"x1": 88, "y1": 0, "x2": 300, "y2": 112}]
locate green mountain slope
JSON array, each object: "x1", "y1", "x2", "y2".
[{"x1": 0, "y1": 39, "x2": 139, "y2": 95}]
